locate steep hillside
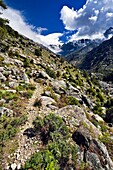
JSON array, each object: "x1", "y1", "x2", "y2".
[
  {"x1": 0, "y1": 24, "x2": 113, "y2": 170},
  {"x1": 65, "y1": 42, "x2": 99, "y2": 65},
  {"x1": 79, "y1": 37, "x2": 113, "y2": 72},
  {"x1": 66, "y1": 36, "x2": 113, "y2": 82}
]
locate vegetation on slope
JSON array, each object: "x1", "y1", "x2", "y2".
[{"x1": 0, "y1": 1, "x2": 113, "y2": 169}]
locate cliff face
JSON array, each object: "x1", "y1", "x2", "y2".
[{"x1": 0, "y1": 25, "x2": 113, "y2": 170}]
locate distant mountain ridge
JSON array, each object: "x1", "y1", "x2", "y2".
[
  {"x1": 65, "y1": 39, "x2": 101, "y2": 65},
  {"x1": 79, "y1": 36, "x2": 113, "y2": 72},
  {"x1": 49, "y1": 27, "x2": 113, "y2": 57}
]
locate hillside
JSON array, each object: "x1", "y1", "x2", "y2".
[
  {"x1": 79, "y1": 37, "x2": 113, "y2": 71},
  {"x1": 0, "y1": 23, "x2": 113, "y2": 170},
  {"x1": 66, "y1": 36, "x2": 113, "y2": 82},
  {"x1": 65, "y1": 42, "x2": 99, "y2": 66}
]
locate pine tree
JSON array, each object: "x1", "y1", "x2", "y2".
[{"x1": 0, "y1": 0, "x2": 7, "y2": 9}]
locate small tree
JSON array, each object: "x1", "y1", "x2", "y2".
[
  {"x1": 0, "y1": 0, "x2": 7, "y2": 10},
  {"x1": 0, "y1": 26, "x2": 6, "y2": 39},
  {"x1": 34, "y1": 48, "x2": 42, "y2": 56}
]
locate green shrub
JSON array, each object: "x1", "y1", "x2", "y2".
[
  {"x1": 68, "y1": 96, "x2": 80, "y2": 106},
  {"x1": 24, "y1": 113, "x2": 77, "y2": 169},
  {"x1": 16, "y1": 83, "x2": 35, "y2": 92},
  {"x1": 24, "y1": 58, "x2": 31, "y2": 67},
  {"x1": 97, "y1": 92, "x2": 105, "y2": 103},
  {"x1": 86, "y1": 87, "x2": 96, "y2": 96},
  {"x1": 104, "y1": 98, "x2": 113, "y2": 108},
  {"x1": 34, "y1": 48, "x2": 42, "y2": 56},
  {"x1": 33, "y1": 113, "x2": 69, "y2": 144},
  {"x1": 0, "y1": 55, "x2": 4, "y2": 62},
  {"x1": 93, "y1": 105, "x2": 103, "y2": 116},
  {"x1": 45, "y1": 67, "x2": 56, "y2": 79},
  {"x1": 0, "y1": 90, "x2": 18, "y2": 100},
  {"x1": 10, "y1": 115, "x2": 27, "y2": 127},
  {"x1": 23, "y1": 90, "x2": 33, "y2": 98},
  {"x1": 24, "y1": 150, "x2": 59, "y2": 170},
  {"x1": 0, "y1": 26, "x2": 7, "y2": 40}
]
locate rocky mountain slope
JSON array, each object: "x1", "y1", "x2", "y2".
[
  {"x1": 74, "y1": 36, "x2": 113, "y2": 84},
  {"x1": 0, "y1": 23, "x2": 113, "y2": 170},
  {"x1": 65, "y1": 34, "x2": 113, "y2": 83},
  {"x1": 78, "y1": 36, "x2": 113, "y2": 71},
  {"x1": 65, "y1": 42, "x2": 100, "y2": 66},
  {"x1": 50, "y1": 28, "x2": 113, "y2": 57},
  {"x1": 50, "y1": 39, "x2": 101, "y2": 56}
]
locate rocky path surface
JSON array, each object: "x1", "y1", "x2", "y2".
[{"x1": 4, "y1": 83, "x2": 44, "y2": 170}]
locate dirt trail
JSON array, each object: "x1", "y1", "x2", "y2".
[{"x1": 4, "y1": 83, "x2": 43, "y2": 169}]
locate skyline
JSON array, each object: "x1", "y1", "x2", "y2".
[{"x1": 1, "y1": 0, "x2": 113, "y2": 52}]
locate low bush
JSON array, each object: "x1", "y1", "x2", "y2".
[
  {"x1": 45, "y1": 67, "x2": 56, "y2": 79},
  {"x1": 24, "y1": 113, "x2": 77, "y2": 169},
  {"x1": 68, "y1": 96, "x2": 80, "y2": 106},
  {"x1": 34, "y1": 48, "x2": 42, "y2": 56}
]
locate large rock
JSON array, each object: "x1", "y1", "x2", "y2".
[
  {"x1": 22, "y1": 72, "x2": 29, "y2": 83},
  {"x1": 0, "y1": 107, "x2": 13, "y2": 117},
  {"x1": 72, "y1": 129, "x2": 113, "y2": 170},
  {"x1": 57, "y1": 105, "x2": 102, "y2": 137},
  {"x1": 105, "y1": 107, "x2": 113, "y2": 124},
  {"x1": 14, "y1": 59, "x2": 23, "y2": 67},
  {"x1": 37, "y1": 71, "x2": 50, "y2": 79},
  {"x1": 0, "y1": 72, "x2": 6, "y2": 82},
  {"x1": 9, "y1": 82, "x2": 19, "y2": 88},
  {"x1": 51, "y1": 80, "x2": 67, "y2": 94},
  {"x1": 10, "y1": 163, "x2": 17, "y2": 170},
  {"x1": 39, "y1": 96, "x2": 56, "y2": 106},
  {"x1": 92, "y1": 114, "x2": 104, "y2": 123}
]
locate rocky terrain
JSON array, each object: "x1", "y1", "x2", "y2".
[
  {"x1": 78, "y1": 37, "x2": 113, "y2": 74},
  {"x1": 0, "y1": 18, "x2": 113, "y2": 170}
]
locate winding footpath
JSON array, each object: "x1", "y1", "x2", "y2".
[{"x1": 4, "y1": 83, "x2": 44, "y2": 170}]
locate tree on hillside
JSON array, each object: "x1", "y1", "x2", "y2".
[
  {"x1": 0, "y1": 0, "x2": 7, "y2": 40},
  {"x1": 0, "y1": 0, "x2": 7, "y2": 10}
]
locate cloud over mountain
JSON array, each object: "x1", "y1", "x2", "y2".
[
  {"x1": 60, "y1": 0, "x2": 113, "y2": 40},
  {"x1": 1, "y1": 7, "x2": 63, "y2": 52}
]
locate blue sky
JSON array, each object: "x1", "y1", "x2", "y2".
[
  {"x1": 4, "y1": 0, "x2": 86, "y2": 35},
  {"x1": 1, "y1": 0, "x2": 113, "y2": 53}
]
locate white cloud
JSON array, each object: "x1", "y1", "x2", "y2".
[
  {"x1": 60, "y1": 0, "x2": 113, "y2": 40},
  {"x1": 36, "y1": 27, "x2": 48, "y2": 35},
  {"x1": 89, "y1": 15, "x2": 98, "y2": 22},
  {"x1": 0, "y1": 7, "x2": 63, "y2": 53}
]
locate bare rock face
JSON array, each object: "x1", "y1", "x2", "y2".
[
  {"x1": 57, "y1": 105, "x2": 113, "y2": 169},
  {"x1": 57, "y1": 105, "x2": 102, "y2": 137},
  {"x1": 72, "y1": 129, "x2": 113, "y2": 170},
  {"x1": 51, "y1": 80, "x2": 67, "y2": 94}
]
